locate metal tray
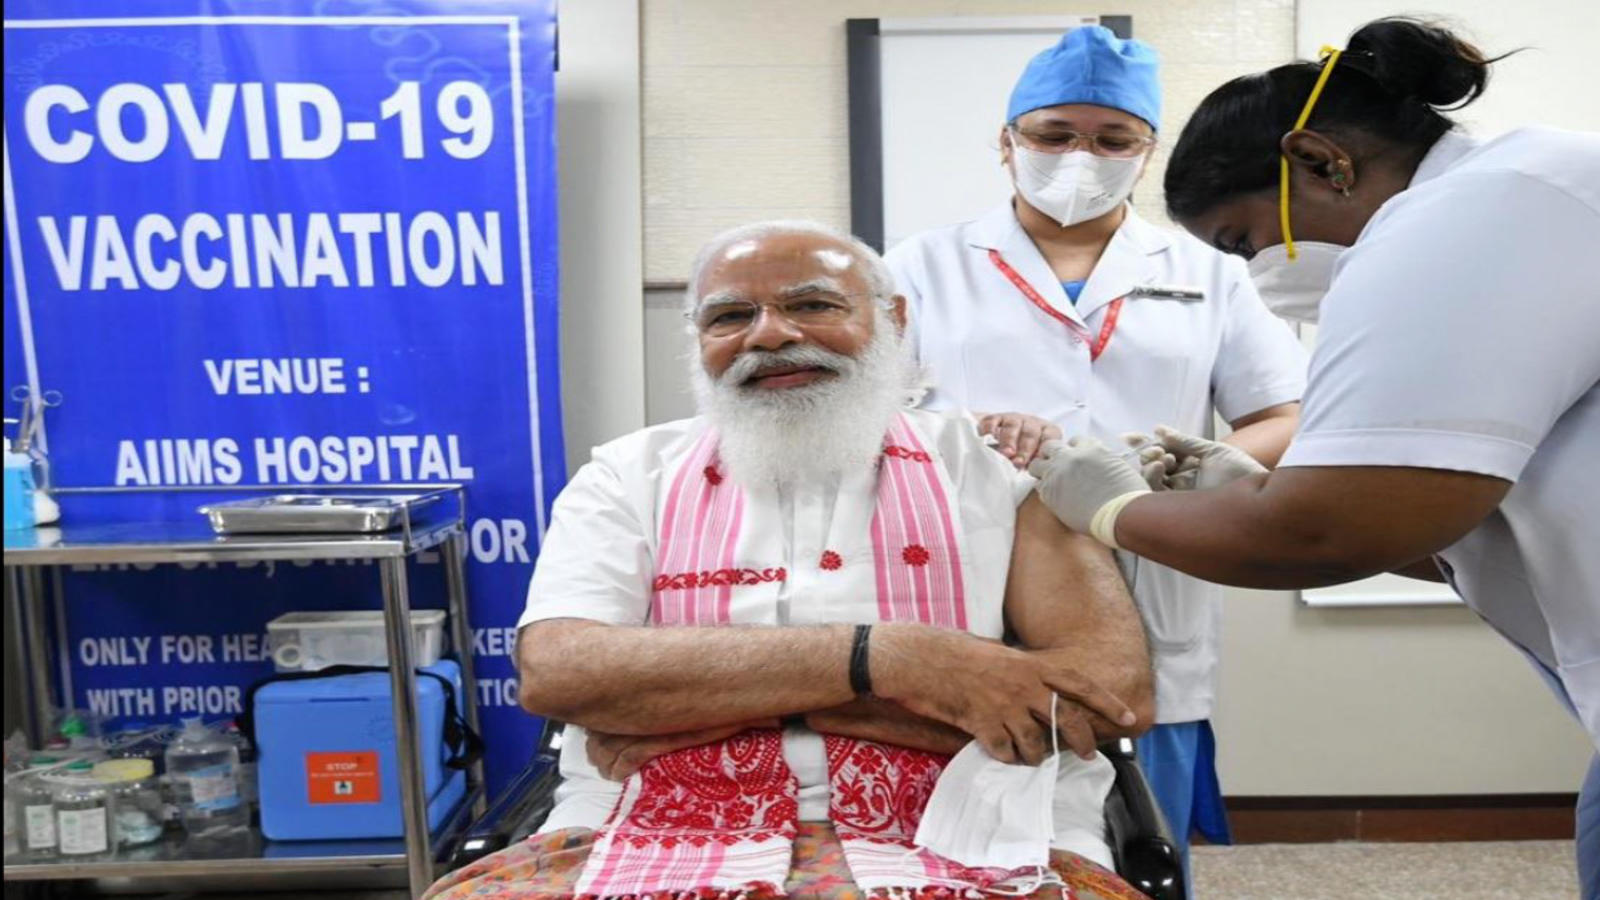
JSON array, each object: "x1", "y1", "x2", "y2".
[{"x1": 199, "y1": 494, "x2": 439, "y2": 534}]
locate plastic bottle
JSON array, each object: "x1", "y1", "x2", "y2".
[
  {"x1": 15, "y1": 755, "x2": 64, "y2": 860},
  {"x1": 221, "y1": 720, "x2": 258, "y2": 815},
  {"x1": 50, "y1": 760, "x2": 115, "y2": 860},
  {"x1": 93, "y1": 759, "x2": 164, "y2": 848},
  {"x1": 164, "y1": 718, "x2": 247, "y2": 836}
]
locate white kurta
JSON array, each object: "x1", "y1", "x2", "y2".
[
  {"x1": 886, "y1": 206, "x2": 1308, "y2": 722},
  {"x1": 518, "y1": 407, "x2": 1117, "y2": 865},
  {"x1": 1278, "y1": 128, "x2": 1600, "y2": 753}
]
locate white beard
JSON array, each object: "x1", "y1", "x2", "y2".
[{"x1": 690, "y1": 317, "x2": 918, "y2": 489}]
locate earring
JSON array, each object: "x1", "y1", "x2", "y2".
[{"x1": 1331, "y1": 165, "x2": 1353, "y2": 197}]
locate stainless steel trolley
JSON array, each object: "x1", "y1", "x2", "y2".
[{"x1": 3, "y1": 484, "x2": 482, "y2": 898}]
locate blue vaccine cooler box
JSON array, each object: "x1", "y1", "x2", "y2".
[{"x1": 254, "y1": 660, "x2": 468, "y2": 840}]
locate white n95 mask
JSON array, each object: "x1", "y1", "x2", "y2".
[
  {"x1": 1012, "y1": 147, "x2": 1143, "y2": 227},
  {"x1": 913, "y1": 697, "x2": 1063, "y2": 878},
  {"x1": 1247, "y1": 241, "x2": 1344, "y2": 323}
]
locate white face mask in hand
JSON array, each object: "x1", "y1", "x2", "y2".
[
  {"x1": 1247, "y1": 241, "x2": 1345, "y2": 324},
  {"x1": 914, "y1": 695, "x2": 1064, "y2": 879},
  {"x1": 1012, "y1": 146, "x2": 1143, "y2": 227}
]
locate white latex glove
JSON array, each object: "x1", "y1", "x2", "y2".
[
  {"x1": 1027, "y1": 437, "x2": 1151, "y2": 547},
  {"x1": 1121, "y1": 433, "x2": 1176, "y2": 491},
  {"x1": 1155, "y1": 425, "x2": 1268, "y2": 491}
]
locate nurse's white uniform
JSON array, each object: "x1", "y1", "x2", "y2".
[
  {"x1": 886, "y1": 204, "x2": 1308, "y2": 723},
  {"x1": 1277, "y1": 128, "x2": 1600, "y2": 751}
]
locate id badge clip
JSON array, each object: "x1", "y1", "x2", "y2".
[{"x1": 1128, "y1": 283, "x2": 1205, "y2": 301}]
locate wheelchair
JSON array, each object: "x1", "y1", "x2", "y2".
[{"x1": 446, "y1": 721, "x2": 1188, "y2": 900}]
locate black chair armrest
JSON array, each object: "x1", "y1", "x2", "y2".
[
  {"x1": 1100, "y1": 738, "x2": 1187, "y2": 900},
  {"x1": 446, "y1": 721, "x2": 565, "y2": 871}
]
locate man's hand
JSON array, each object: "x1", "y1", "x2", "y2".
[
  {"x1": 871, "y1": 623, "x2": 1138, "y2": 764},
  {"x1": 586, "y1": 719, "x2": 781, "y2": 781},
  {"x1": 805, "y1": 696, "x2": 970, "y2": 756},
  {"x1": 1022, "y1": 648, "x2": 1140, "y2": 740},
  {"x1": 1153, "y1": 425, "x2": 1267, "y2": 491},
  {"x1": 1026, "y1": 437, "x2": 1151, "y2": 538},
  {"x1": 978, "y1": 412, "x2": 1062, "y2": 468}
]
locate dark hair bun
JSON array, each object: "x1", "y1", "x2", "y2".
[{"x1": 1347, "y1": 17, "x2": 1492, "y2": 109}]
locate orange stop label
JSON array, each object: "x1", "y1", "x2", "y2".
[{"x1": 306, "y1": 751, "x2": 381, "y2": 805}]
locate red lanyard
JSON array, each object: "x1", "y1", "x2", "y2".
[{"x1": 988, "y1": 248, "x2": 1124, "y2": 361}]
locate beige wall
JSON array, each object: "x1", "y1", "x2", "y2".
[
  {"x1": 1297, "y1": 0, "x2": 1600, "y2": 136},
  {"x1": 1215, "y1": 590, "x2": 1592, "y2": 795},
  {"x1": 559, "y1": 0, "x2": 647, "y2": 470},
  {"x1": 633, "y1": 0, "x2": 1597, "y2": 796},
  {"x1": 641, "y1": 0, "x2": 1293, "y2": 282}
]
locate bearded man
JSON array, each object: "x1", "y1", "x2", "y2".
[{"x1": 426, "y1": 221, "x2": 1155, "y2": 900}]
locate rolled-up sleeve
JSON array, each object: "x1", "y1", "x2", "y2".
[
  {"x1": 1211, "y1": 256, "x2": 1310, "y2": 423},
  {"x1": 1279, "y1": 172, "x2": 1600, "y2": 479},
  {"x1": 517, "y1": 454, "x2": 653, "y2": 629}
]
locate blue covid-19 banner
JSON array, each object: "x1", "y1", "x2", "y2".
[{"x1": 2, "y1": 0, "x2": 564, "y2": 792}]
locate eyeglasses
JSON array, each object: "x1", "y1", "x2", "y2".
[
  {"x1": 688, "y1": 292, "x2": 873, "y2": 337},
  {"x1": 1008, "y1": 125, "x2": 1156, "y2": 158}
]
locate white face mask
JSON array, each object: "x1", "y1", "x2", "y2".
[
  {"x1": 1011, "y1": 146, "x2": 1143, "y2": 227},
  {"x1": 1247, "y1": 241, "x2": 1345, "y2": 324},
  {"x1": 913, "y1": 697, "x2": 1064, "y2": 879}
]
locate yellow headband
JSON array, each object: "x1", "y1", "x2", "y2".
[{"x1": 1280, "y1": 45, "x2": 1343, "y2": 261}]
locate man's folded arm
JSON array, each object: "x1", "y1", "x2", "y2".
[
  {"x1": 518, "y1": 619, "x2": 860, "y2": 736},
  {"x1": 520, "y1": 609, "x2": 1138, "y2": 762},
  {"x1": 1006, "y1": 494, "x2": 1156, "y2": 739},
  {"x1": 804, "y1": 696, "x2": 971, "y2": 756}
]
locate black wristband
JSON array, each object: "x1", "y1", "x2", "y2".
[{"x1": 849, "y1": 624, "x2": 873, "y2": 696}]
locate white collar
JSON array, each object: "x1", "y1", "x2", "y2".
[
  {"x1": 964, "y1": 201, "x2": 1171, "y2": 256},
  {"x1": 1409, "y1": 130, "x2": 1481, "y2": 188},
  {"x1": 961, "y1": 202, "x2": 1172, "y2": 322}
]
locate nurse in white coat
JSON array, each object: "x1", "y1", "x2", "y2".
[
  {"x1": 884, "y1": 26, "x2": 1309, "y2": 865},
  {"x1": 1025, "y1": 19, "x2": 1600, "y2": 898}
]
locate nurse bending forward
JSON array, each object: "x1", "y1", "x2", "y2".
[{"x1": 1027, "y1": 18, "x2": 1600, "y2": 899}]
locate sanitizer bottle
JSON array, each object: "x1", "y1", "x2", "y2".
[{"x1": 3, "y1": 449, "x2": 36, "y2": 532}]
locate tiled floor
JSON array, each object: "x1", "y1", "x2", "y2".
[
  {"x1": 1189, "y1": 839, "x2": 1579, "y2": 899},
  {"x1": 125, "y1": 839, "x2": 1579, "y2": 899}
]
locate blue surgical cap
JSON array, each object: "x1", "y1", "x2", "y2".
[{"x1": 1007, "y1": 26, "x2": 1162, "y2": 131}]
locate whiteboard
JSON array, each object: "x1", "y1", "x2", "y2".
[
  {"x1": 1301, "y1": 574, "x2": 1462, "y2": 607},
  {"x1": 876, "y1": 16, "x2": 1102, "y2": 250}
]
